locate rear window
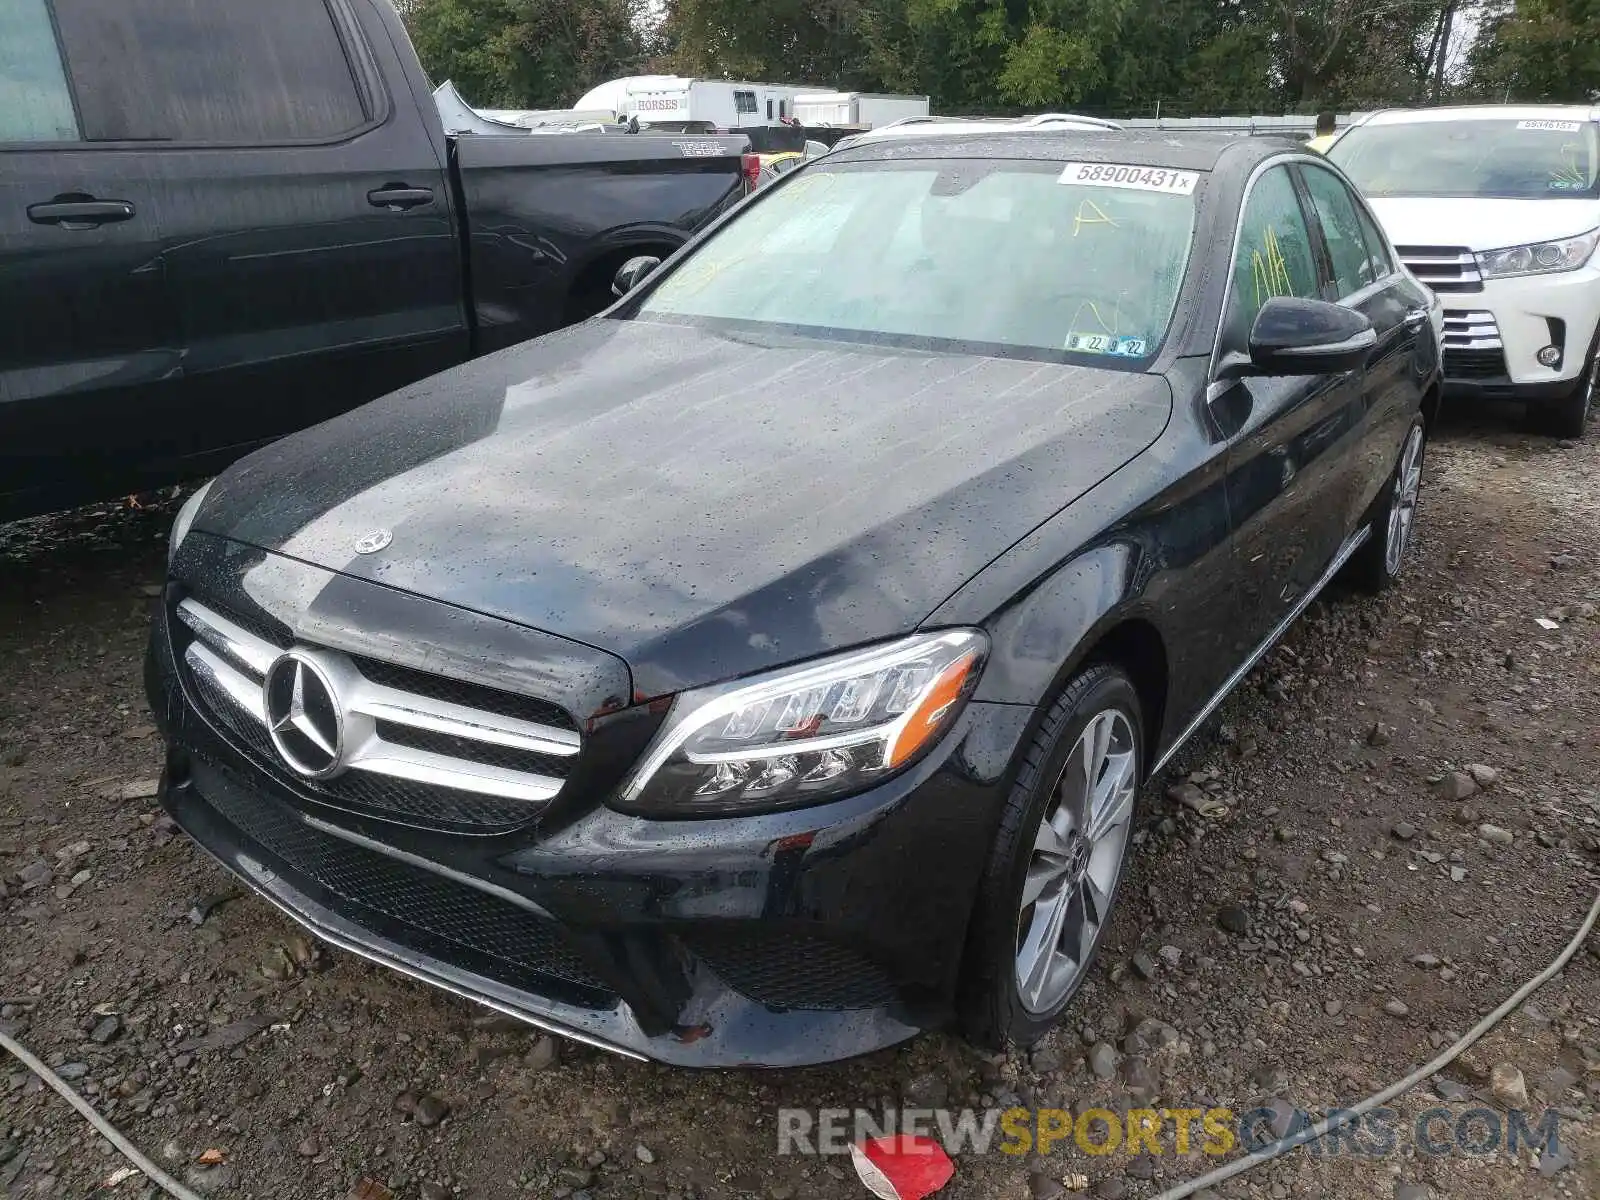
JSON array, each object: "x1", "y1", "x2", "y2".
[
  {"x1": 52, "y1": 0, "x2": 367, "y2": 143},
  {"x1": 635, "y1": 159, "x2": 1200, "y2": 362},
  {"x1": 1331, "y1": 118, "x2": 1600, "y2": 199}
]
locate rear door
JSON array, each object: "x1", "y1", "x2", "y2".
[
  {"x1": 0, "y1": 0, "x2": 180, "y2": 516},
  {"x1": 1215, "y1": 164, "x2": 1367, "y2": 656},
  {"x1": 49, "y1": 0, "x2": 469, "y2": 457},
  {"x1": 1297, "y1": 160, "x2": 1431, "y2": 520}
]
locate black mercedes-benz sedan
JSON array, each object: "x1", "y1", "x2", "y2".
[{"x1": 146, "y1": 130, "x2": 1441, "y2": 1067}]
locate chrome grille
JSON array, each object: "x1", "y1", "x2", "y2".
[
  {"x1": 176, "y1": 598, "x2": 580, "y2": 831},
  {"x1": 1441, "y1": 309, "x2": 1502, "y2": 350},
  {"x1": 1396, "y1": 246, "x2": 1483, "y2": 294},
  {"x1": 1441, "y1": 309, "x2": 1506, "y2": 381}
]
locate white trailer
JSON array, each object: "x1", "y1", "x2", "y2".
[
  {"x1": 791, "y1": 91, "x2": 930, "y2": 128},
  {"x1": 573, "y1": 76, "x2": 811, "y2": 130}
]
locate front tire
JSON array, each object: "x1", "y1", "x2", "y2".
[
  {"x1": 959, "y1": 665, "x2": 1142, "y2": 1050},
  {"x1": 1537, "y1": 349, "x2": 1596, "y2": 439},
  {"x1": 1346, "y1": 415, "x2": 1425, "y2": 593}
]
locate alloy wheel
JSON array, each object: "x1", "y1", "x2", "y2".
[
  {"x1": 1384, "y1": 424, "x2": 1424, "y2": 576},
  {"x1": 1014, "y1": 708, "x2": 1137, "y2": 1014}
]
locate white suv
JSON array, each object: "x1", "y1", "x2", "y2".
[{"x1": 1329, "y1": 105, "x2": 1599, "y2": 436}]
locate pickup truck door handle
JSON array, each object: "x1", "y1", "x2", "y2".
[
  {"x1": 1403, "y1": 308, "x2": 1430, "y2": 329},
  {"x1": 27, "y1": 198, "x2": 136, "y2": 229},
  {"x1": 367, "y1": 185, "x2": 435, "y2": 211}
]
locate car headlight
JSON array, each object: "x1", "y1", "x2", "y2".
[
  {"x1": 168, "y1": 480, "x2": 214, "y2": 564},
  {"x1": 613, "y1": 629, "x2": 988, "y2": 816},
  {"x1": 1477, "y1": 228, "x2": 1600, "y2": 279}
]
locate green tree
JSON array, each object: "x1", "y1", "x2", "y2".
[
  {"x1": 1466, "y1": 0, "x2": 1600, "y2": 101},
  {"x1": 402, "y1": 0, "x2": 648, "y2": 109}
]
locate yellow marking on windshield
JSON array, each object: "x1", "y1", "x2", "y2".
[
  {"x1": 1068, "y1": 299, "x2": 1122, "y2": 334},
  {"x1": 1551, "y1": 144, "x2": 1588, "y2": 189},
  {"x1": 1073, "y1": 198, "x2": 1119, "y2": 236}
]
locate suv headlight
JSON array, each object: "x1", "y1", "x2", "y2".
[
  {"x1": 1477, "y1": 228, "x2": 1600, "y2": 279},
  {"x1": 613, "y1": 629, "x2": 987, "y2": 816},
  {"x1": 168, "y1": 480, "x2": 213, "y2": 564}
]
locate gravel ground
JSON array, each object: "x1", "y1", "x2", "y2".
[{"x1": 2, "y1": 406, "x2": 1597, "y2": 1200}]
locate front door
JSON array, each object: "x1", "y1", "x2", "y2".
[{"x1": 0, "y1": 0, "x2": 180, "y2": 515}]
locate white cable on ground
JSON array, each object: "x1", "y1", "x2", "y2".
[
  {"x1": 1151, "y1": 882, "x2": 1600, "y2": 1200},
  {"x1": 0, "y1": 1025, "x2": 205, "y2": 1200}
]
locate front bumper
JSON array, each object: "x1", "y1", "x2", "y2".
[
  {"x1": 1442, "y1": 266, "x2": 1600, "y2": 400},
  {"x1": 146, "y1": 577, "x2": 1030, "y2": 1067}
]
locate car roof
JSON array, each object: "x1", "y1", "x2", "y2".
[
  {"x1": 827, "y1": 128, "x2": 1304, "y2": 174},
  {"x1": 843, "y1": 113, "x2": 1123, "y2": 143},
  {"x1": 1354, "y1": 103, "x2": 1600, "y2": 127}
]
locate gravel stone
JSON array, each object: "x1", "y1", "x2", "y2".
[
  {"x1": 1217, "y1": 904, "x2": 1250, "y2": 934},
  {"x1": 1477, "y1": 823, "x2": 1513, "y2": 846},
  {"x1": 1490, "y1": 1063, "x2": 1529, "y2": 1108},
  {"x1": 414, "y1": 1093, "x2": 450, "y2": 1128},
  {"x1": 1087, "y1": 1042, "x2": 1117, "y2": 1080}
]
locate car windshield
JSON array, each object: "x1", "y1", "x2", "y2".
[
  {"x1": 1330, "y1": 119, "x2": 1600, "y2": 199},
  {"x1": 632, "y1": 159, "x2": 1199, "y2": 362}
]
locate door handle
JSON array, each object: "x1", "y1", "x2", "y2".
[
  {"x1": 1403, "y1": 308, "x2": 1429, "y2": 329},
  {"x1": 27, "y1": 198, "x2": 136, "y2": 229},
  {"x1": 367, "y1": 185, "x2": 434, "y2": 211}
]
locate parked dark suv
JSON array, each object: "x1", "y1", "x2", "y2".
[{"x1": 147, "y1": 131, "x2": 1441, "y2": 1066}]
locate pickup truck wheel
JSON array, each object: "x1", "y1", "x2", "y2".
[
  {"x1": 959, "y1": 665, "x2": 1141, "y2": 1050},
  {"x1": 1346, "y1": 416, "x2": 1426, "y2": 594},
  {"x1": 1538, "y1": 350, "x2": 1596, "y2": 440}
]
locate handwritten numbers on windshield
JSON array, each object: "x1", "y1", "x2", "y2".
[{"x1": 1058, "y1": 162, "x2": 1201, "y2": 194}]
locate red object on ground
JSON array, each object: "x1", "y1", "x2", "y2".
[{"x1": 849, "y1": 1135, "x2": 955, "y2": 1199}]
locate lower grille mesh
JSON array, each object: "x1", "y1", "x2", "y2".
[
  {"x1": 201, "y1": 765, "x2": 612, "y2": 1000},
  {"x1": 1444, "y1": 347, "x2": 1508, "y2": 380},
  {"x1": 687, "y1": 930, "x2": 899, "y2": 1011}
]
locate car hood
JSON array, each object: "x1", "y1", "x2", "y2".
[
  {"x1": 1365, "y1": 196, "x2": 1600, "y2": 252},
  {"x1": 198, "y1": 320, "x2": 1170, "y2": 697}
]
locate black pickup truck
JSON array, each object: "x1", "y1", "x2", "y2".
[{"x1": 0, "y1": 0, "x2": 751, "y2": 520}]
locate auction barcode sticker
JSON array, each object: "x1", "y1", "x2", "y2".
[
  {"x1": 1059, "y1": 162, "x2": 1200, "y2": 194},
  {"x1": 1517, "y1": 120, "x2": 1582, "y2": 132}
]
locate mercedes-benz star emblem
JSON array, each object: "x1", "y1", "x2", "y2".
[
  {"x1": 263, "y1": 651, "x2": 346, "y2": 778},
  {"x1": 354, "y1": 528, "x2": 392, "y2": 555}
]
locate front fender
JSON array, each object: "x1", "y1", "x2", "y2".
[{"x1": 967, "y1": 542, "x2": 1146, "y2": 707}]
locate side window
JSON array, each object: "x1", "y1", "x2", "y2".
[
  {"x1": 1301, "y1": 165, "x2": 1379, "y2": 297},
  {"x1": 0, "y1": 0, "x2": 80, "y2": 142},
  {"x1": 1224, "y1": 165, "x2": 1320, "y2": 347},
  {"x1": 52, "y1": 0, "x2": 367, "y2": 144},
  {"x1": 1353, "y1": 199, "x2": 1396, "y2": 279},
  {"x1": 766, "y1": 99, "x2": 774, "y2": 120},
  {"x1": 734, "y1": 90, "x2": 758, "y2": 115}
]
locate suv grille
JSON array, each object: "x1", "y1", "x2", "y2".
[
  {"x1": 1441, "y1": 309, "x2": 1507, "y2": 381},
  {"x1": 201, "y1": 767, "x2": 612, "y2": 1002},
  {"x1": 175, "y1": 597, "x2": 580, "y2": 833},
  {"x1": 1395, "y1": 246, "x2": 1483, "y2": 294}
]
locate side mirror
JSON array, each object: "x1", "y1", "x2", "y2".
[
  {"x1": 1222, "y1": 295, "x2": 1376, "y2": 378},
  {"x1": 612, "y1": 255, "x2": 661, "y2": 298}
]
